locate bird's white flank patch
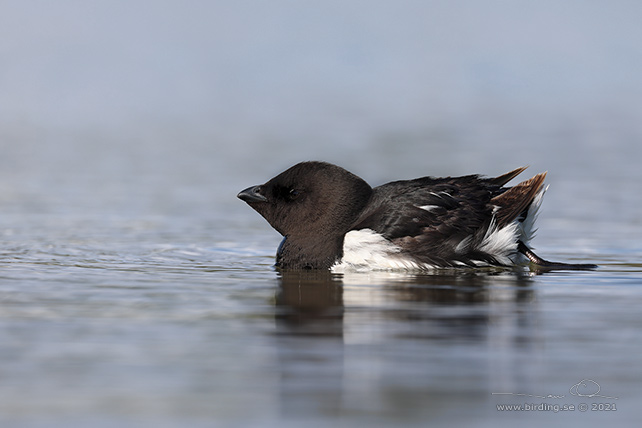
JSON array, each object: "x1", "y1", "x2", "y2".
[{"x1": 332, "y1": 229, "x2": 432, "y2": 272}]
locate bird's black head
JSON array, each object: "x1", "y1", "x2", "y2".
[{"x1": 237, "y1": 161, "x2": 373, "y2": 238}]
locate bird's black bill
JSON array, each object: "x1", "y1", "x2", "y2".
[{"x1": 237, "y1": 185, "x2": 268, "y2": 203}]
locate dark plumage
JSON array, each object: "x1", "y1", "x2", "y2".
[{"x1": 237, "y1": 161, "x2": 596, "y2": 271}]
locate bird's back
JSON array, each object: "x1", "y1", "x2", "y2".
[{"x1": 346, "y1": 169, "x2": 546, "y2": 268}]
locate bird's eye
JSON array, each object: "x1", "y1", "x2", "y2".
[{"x1": 288, "y1": 189, "x2": 301, "y2": 200}]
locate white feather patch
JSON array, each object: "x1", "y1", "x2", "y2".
[
  {"x1": 430, "y1": 191, "x2": 452, "y2": 198},
  {"x1": 332, "y1": 229, "x2": 433, "y2": 272},
  {"x1": 418, "y1": 204, "x2": 440, "y2": 212},
  {"x1": 477, "y1": 219, "x2": 519, "y2": 265},
  {"x1": 518, "y1": 184, "x2": 548, "y2": 244}
]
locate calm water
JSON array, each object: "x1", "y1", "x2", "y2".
[
  {"x1": 3, "y1": 2, "x2": 642, "y2": 427},
  {"x1": 0, "y1": 132, "x2": 640, "y2": 428}
]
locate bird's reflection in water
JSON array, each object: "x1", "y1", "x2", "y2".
[
  {"x1": 275, "y1": 270, "x2": 345, "y2": 336},
  {"x1": 274, "y1": 269, "x2": 537, "y2": 420},
  {"x1": 276, "y1": 269, "x2": 535, "y2": 336}
]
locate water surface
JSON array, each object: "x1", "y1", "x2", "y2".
[{"x1": 0, "y1": 148, "x2": 640, "y2": 427}]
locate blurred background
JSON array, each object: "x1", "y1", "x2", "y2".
[
  {"x1": 1, "y1": 0, "x2": 641, "y2": 246},
  {"x1": 1, "y1": 2, "x2": 642, "y2": 427}
]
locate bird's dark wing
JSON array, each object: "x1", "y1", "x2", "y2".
[
  {"x1": 351, "y1": 166, "x2": 546, "y2": 267},
  {"x1": 350, "y1": 174, "x2": 506, "y2": 266}
]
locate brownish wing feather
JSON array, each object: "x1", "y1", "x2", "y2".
[
  {"x1": 491, "y1": 172, "x2": 547, "y2": 228},
  {"x1": 490, "y1": 166, "x2": 529, "y2": 186}
]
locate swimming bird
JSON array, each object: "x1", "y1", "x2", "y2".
[{"x1": 237, "y1": 161, "x2": 596, "y2": 271}]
